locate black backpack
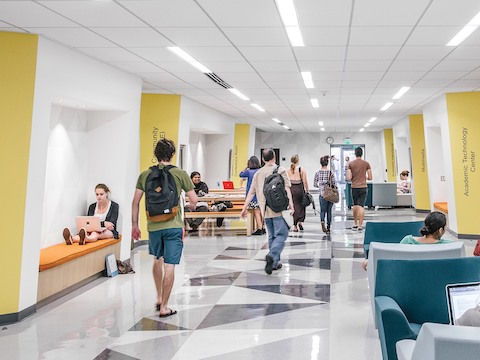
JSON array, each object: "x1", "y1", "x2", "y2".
[
  {"x1": 145, "y1": 165, "x2": 179, "y2": 222},
  {"x1": 263, "y1": 166, "x2": 289, "y2": 213}
]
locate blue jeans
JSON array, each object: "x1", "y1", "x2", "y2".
[
  {"x1": 320, "y1": 195, "x2": 333, "y2": 228},
  {"x1": 265, "y1": 216, "x2": 289, "y2": 266}
]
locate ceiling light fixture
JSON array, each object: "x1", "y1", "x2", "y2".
[
  {"x1": 275, "y1": 0, "x2": 305, "y2": 47},
  {"x1": 228, "y1": 88, "x2": 249, "y2": 101},
  {"x1": 392, "y1": 86, "x2": 411, "y2": 100},
  {"x1": 251, "y1": 103, "x2": 265, "y2": 112},
  {"x1": 368, "y1": 117, "x2": 377, "y2": 123},
  {"x1": 447, "y1": 11, "x2": 480, "y2": 46},
  {"x1": 311, "y1": 99, "x2": 319, "y2": 108},
  {"x1": 318, "y1": 121, "x2": 324, "y2": 126},
  {"x1": 272, "y1": 118, "x2": 281, "y2": 123},
  {"x1": 359, "y1": 128, "x2": 365, "y2": 132},
  {"x1": 364, "y1": 123, "x2": 371, "y2": 127},
  {"x1": 168, "y1": 47, "x2": 212, "y2": 73},
  {"x1": 282, "y1": 124, "x2": 290, "y2": 129},
  {"x1": 380, "y1": 102, "x2": 393, "y2": 111},
  {"x1": 320, "y1": 127, "x2": 325, "y2": 132},
  {"x1": 301, "y1": 72, "x2": 314, "y2": 89}
]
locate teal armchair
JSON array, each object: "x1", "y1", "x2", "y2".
[
  {"x1": 363, "y1": 221, "x2": 423, "y2": 258},
  {"x1": 375, "y1": 257, "x2": 480, "y2": 360}
]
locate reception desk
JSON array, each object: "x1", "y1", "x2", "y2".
[{"x1": 345, "y1": 182, "x2": 412, "y2": 208}]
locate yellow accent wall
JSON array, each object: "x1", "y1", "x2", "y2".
[
  {"x1": 139, "y1": 94, "x2": 181, "y2": 237},
  {"x1": 383, "y1": 129, "x2": 396, "y2": 182},
  {"x1": 232, "y1": 124, "x2": 251, "y2": 187},
  {"x1": 446, "y1": 92, "x2": 480, "y2": 235},
  {"x1": 409, "y1": 114, "x2": 430, "y2": 211},
  {"x1": 0, "y1": 32, "x2": 38, "y2": 314}
]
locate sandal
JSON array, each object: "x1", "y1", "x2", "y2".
[{"x1": 159, "y1": 309, "x2": 177, "y2": 318}]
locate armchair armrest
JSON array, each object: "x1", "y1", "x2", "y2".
[{"x1": 375, "y1": 296, "x2": 417, "y2": 360}]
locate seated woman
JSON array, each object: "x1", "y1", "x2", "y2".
[
  {"x1": 186, "y1": 171, "x2": 209, "y2": 231},
  {"x1": 63, "y1": 183, "x2": 119, "y2": 245},
  {"x1": 397, "y1": 170, "x2": 411, "y2": 193},
  {"x1": 362, "y1": 211, "x2": 451, "y2": 270}
]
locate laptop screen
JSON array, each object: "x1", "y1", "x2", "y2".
[
  {"x1": 222, "y1": 181, "x2": 234, "y2": 190},
  {"x1": 446, "y1": 282, "x2": 480, "y2": 326}
]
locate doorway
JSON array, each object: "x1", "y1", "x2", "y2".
[{"x1": 330, "y1": 144, "x2": 365, "y2": 183}]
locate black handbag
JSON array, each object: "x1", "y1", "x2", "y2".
[{"x1": 299, "y1": 167, "x2": 313, "y2": 207}]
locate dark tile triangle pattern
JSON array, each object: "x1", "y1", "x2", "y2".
[
  {"x1": 187, "y1": 271, "x2": 241, "y2": 286},
  {"x1": 287, "y1": 258, "x2": 332, "y2": 270},
  {"x1": 129, "y1": 317, "x2": 191, "y2": 331},
  {"x1": 94, "y1": 348, "x2": 140, "y2": 360},
  {"x1": 225, "y1": 246, "x2": 257, "y2": 250},
  {"x1": 214, "y1": 255, "x2": 246, "y2": 260},
  {"x1": 196, "y1": 303, "x2": 321, "y2": 329},
  {"x1": 236, "y1": 284, "x2": 330, "y2": 302}
]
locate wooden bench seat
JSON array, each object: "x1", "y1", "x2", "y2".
[
  {"x1": 38, "y1": 238, "x2": 121, "y2": 303},
  {"x1": 185, "y1": 208, "x2": 254, "y2": 236},
  {"x1": 433, "y1": 202, "x2": 448, "y2": 214}
]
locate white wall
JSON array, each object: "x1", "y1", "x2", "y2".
[
  {"x1": 20, "y1": 36, "x2": 141, "y2": 310},
  {"x1": 178, "y1": 96, "x2": 236, "y2": 186},
  {"x1": 255, "y1": 131, "x2": 385, "y2": 185}
]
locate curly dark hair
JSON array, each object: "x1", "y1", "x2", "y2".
[{"x1": 154, "y1": 138, "x2": 176, "y2": 162}]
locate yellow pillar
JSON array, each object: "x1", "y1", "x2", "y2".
[
  {"x1": 0, "y1": 32, "x2": 38, "y2": 316},
  {"x1": 383, "y1": 129, "x2": 396, "y2": 182},
  {"x1": 446, "y1": 92, "x2": 480, "y2": 235},
  {"x1": 139, "y1": 94, "x2": 181, "y2": 237},
  {"x1": 409, "y1": 114, "x2": 430, "y2": 211},
  {"x1": 231, "y1": 124, "x2": 251, "y2": 188}
]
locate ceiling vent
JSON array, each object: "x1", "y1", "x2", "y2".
[{"x1": 205, "y1": 73, "x2": 232, "y2": 89}]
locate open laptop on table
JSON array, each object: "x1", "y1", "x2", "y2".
[
  {"x1": 446, "y1": 282, "x2": 480, "y2": 326},
  {"x1": 76, "y1": 216, "x2": 105, "y2": 233},
  {"x1": 222, "y1": 181, "x2": 234, "y2": 190}
]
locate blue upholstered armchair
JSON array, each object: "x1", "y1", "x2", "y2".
[
  {"x1": 375, "y1": 257, "x2": 480, "y2": 360},
  {"x1": 363, "y1": 221, "x2": 423, "y2": 258}
]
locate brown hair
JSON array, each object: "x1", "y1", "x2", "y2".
[
  {"x1": 320, "y1": 156, "x2": 329, "y2": 167},
  {"x1": 290, "y1": 154, "x2": 299, "y2": 172},
  {"x1": 95, "y1": 183, "x2": 110, "y2": 197},
  {"x1": 154, "y1": 138, "x2": 176, "y2": 162},
  {"x1": 400, "y1": 170, "x2": 410, "y2": 177}
]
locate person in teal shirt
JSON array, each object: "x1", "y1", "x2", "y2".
[{"x1": 400, "y1": 211, "x2": 451, "y2": 244}]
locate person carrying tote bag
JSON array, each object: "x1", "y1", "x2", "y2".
[{"x1": 313, "y1": 156, "x2": 338, "y2": 234}]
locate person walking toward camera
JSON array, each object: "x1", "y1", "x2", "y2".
[{"x1": 346, "y1": 147, "x2": 372, "y2": 231}]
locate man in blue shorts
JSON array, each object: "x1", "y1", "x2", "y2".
[
  {"x1": 132, "y1": 139, "x2": 197, "y2": 318},
  {"x1": 346, "y1": 147, "x2": 372, "y2": 231}
]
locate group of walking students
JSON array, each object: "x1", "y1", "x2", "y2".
[{"x1": 240, "y1": 152, "x2": 343, "y2": 235}]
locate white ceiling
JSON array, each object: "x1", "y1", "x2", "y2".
[{"x1": 1, "y1": 0, "x2": 480, "y2": 133}]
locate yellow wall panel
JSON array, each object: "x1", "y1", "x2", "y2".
[
  {"x1": 138, "y1": 94, "x2": 181, "y2": 237},
  {"x1": 383, "y1": 129, "x2": 396, "y2": 182},
  {"x1": 446, "y1": 92, "x2": 480, "y2": 235},
  {"x1": 232, "y1": 124, "x2": 251, "y2": 188},
  {"x1": 409, "y1": 114, "x2": 430, "y2": 211},
  {"x1": 0, "y1": 32, "x2": 38, "y2": 314}
]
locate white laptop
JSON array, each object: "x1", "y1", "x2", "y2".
[
  {"x1": 446, "y1": 282, "x2": 480, "y2": 326},
  {"x1": 76, "y1": 216, "x2": 105, "y2": 233}
]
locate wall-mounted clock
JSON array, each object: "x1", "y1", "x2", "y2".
[{"x1": 326, "y1": 136, "x2": 334, "y2": 144}]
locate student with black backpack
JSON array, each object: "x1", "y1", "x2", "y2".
[
  {"x1": 132, "y1": 139, "x2": 198, "y2": 318},
  {"x1": 240, "y1": 148, "x2": 294, "y2": 275}
]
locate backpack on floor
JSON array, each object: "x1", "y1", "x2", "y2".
[
  {"x1": 145, "y1": 165, "x2": 179, "y2": 222},
  {"x1": 263, "y1": 165, "x2": 289, "y2": 213}
]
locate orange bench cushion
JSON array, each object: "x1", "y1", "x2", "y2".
[
  {"x1": 39, "y1": 237, "x2": 121, "y2": 272},
  {"x1": 433, "y1": 202, "x2": 448, "y2": 214}
]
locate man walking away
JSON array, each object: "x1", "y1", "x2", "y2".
[
  {"x1": 346, "y1": 147, "x2": 372, "y2": 231},
  {"x1": 241, "y1": 148, "x2": 294, "y2": 274},
  {"x1": 132, "y1": 139, "x2": 198, "y2": 318}
]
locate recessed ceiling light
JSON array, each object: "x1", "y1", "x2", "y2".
[
  {"x1": 318, "y1": 121, "x2": 324, "y2": 126},
  {"x1": 368, "y1": 117, "x2": 377, "y2": 123},
  {"x1": 301, "y1": 72, "x2": 314, "y2": 88},
  {"x1": 447, "y1": 11, "x2": 480, "y2": 46},
  {"x1": 272, "y1": 118, "x2": 281, "y2": 123},
  {"x1": 380, "y1": 102, "x2": 393, "y2": 111},
  {"x1": 275, "y1": 0, "x2": 305, "y2": 47},
  {"x1": 311, "y1": 99, "x2": 319, "y2": 108},
  {"x1": 392, "y1": 87, "x2": 411, "y2": 100},
  {"x1": 359, "y1": 128, "x2": 365, "y2": 132},
  {"x1": 320, "y1": 127, "x2": 325, "y2": 132},
  {"x1": 228, "y1": 88, "x2": 249, "y2": 101},
  {"x1": 282, "y1": 124, "x2": 290, "y2": 129},
  {"x1": 285, "y1": 27, "x2": 305, "y2": 47},
  {"x1": 251, "y1": 103, "x2": 265, "y2": 112},
  {"x1": 168, "y1": 47, "x2": 212, "y2": 73},
  {"x1": 364, "y1": 123, "x2": 371, "y2": 127}
]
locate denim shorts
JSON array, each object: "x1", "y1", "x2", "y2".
[{"x1": 148, "y1": 228, "x2": 183, "y2": 264}]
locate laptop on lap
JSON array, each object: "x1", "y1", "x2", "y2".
[{"x1": 76, "y1": 216, "x2": 105, "y2": 233}]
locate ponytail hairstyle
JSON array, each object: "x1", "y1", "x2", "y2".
[
  {"x1": 400, "y1": 170, "x2": 410, "y2": 177},
  {"x1": 95, "y1": 183, "x2": 110, "y2": 198},
  {"x1": 320, "y1": 156, "x2": 329, "y2": 167},
  {"x1": 290, "y1": 154, "x2": 299, "y2": 172},
  {"x1": 420, "y1": 211, "x2": 447, "y2": 238}
]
